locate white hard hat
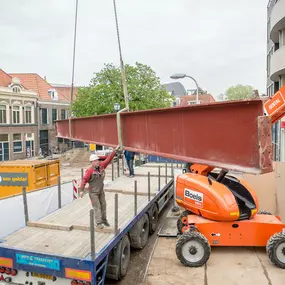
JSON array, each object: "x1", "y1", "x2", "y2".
[{"x1": 89, "y1": 154, "x2": 99, "y2": 162}]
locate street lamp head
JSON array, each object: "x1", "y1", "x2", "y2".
[
  {"x1": 114, "y1": 102, "x2": 121, "y2": 112},
  {"x1": 170, "y1": 73, "x2": 186, "y2": 79}
]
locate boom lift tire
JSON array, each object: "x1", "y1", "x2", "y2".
[
  {"x1": 177, "y1": 210, "x2": 192, "y2": 234},
  {"x1": 129, "y1": 214, "x2": 150, "y2": 249},
  {"x1": 258, "y1": 210, "x2": 272, "y2": 215},
  {"x1": 148, "y1": 204, "x2": 159, "y2": 235},
  {"x1": 106, "y1": 234, "x2": 131, "y2": 280},
  {"x1": 266, "y1": 232, "x2": 285, "y2": 269},
  {"x1": 176, "y1": 231, "x2": 211, "y2": 267}
]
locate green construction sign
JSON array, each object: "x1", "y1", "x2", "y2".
[{"x1": 0, "y1": 172, "x2": 28, "y2": 186}]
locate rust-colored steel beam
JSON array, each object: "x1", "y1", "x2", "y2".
[{"x1": 56, "y1": 99, "x2": 273, "y2": 174}]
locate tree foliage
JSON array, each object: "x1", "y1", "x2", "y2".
[
  {"x1": 224, "y1": 84, "x2": 255, "y2": 101},
  {"x1": 72, "y1": 62, "x2": 174, "y2": 117}
]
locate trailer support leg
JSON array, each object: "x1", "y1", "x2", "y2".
[
  {"x1": 158, "y1": 166, "x2": 161, "y2": 191},
  {"x1": 117, "y1": 159, "x2": 120, "y2": 178},
  {"x1": 90, "y1": 209, "x2": 96, "y2": 260},
  {"x1": 112, "y1": 159, "x2": 114, "y2": 181},
  {"x1": 114, "y1": 193, "x2": 119, "y2": 236},
  {"x1": 58, "y1": 176, "x2": 62, "y2": 209},
  {"x1": 148, "y1": 172, "x2": 151, "y2": 202},
  {"x1": 134, "y1": 180, "x2": 137, "y2": 216},
  {"x1": 22, "y1": 187, "x2": 29, "y2": 226}
]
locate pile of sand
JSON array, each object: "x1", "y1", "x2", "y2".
[{"x1": 60, "y1": 148, "x2": 90, "y2": 164}]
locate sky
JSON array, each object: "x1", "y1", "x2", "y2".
[{"x1": 0, "y1": 0, "x2": 269, "y2": 99}]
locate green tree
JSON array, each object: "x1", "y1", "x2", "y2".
[
  {"x1": 72, "y1": 62, "x2": 174, "y2": 117},
  {"x1": 224, "y1": 84, "x2": 255, "y2": 101}
]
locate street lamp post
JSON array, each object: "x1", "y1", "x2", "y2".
[{"x1": 170, "y1": 73, "x2": 200, "y2": 104}]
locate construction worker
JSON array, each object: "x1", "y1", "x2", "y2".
[
  {"x1": 124, "y1": 150, "x2": 135, "y2": 177},
  {"x1": 79, "y1": 145, "x2": 120, "y2": 228}
]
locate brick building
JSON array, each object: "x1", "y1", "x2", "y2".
[
  {"x1": 9, "y1": 73, "x2": 71, "y2": 156},
  {"x1": 0, "y1": 69, "x2": 71, "y2": 161},
  {"x1": 0, "y1": 69, "x2": 38, "y2": 161}
]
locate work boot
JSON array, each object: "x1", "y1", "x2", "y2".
[
  {"x1": 96, "y1": 223, "x2": 104, "y2": 229},
  {"x1": 102, "y1": 220, "x2": 110, "y2": 227}
]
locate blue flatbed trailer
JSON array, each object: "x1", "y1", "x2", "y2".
[{"x1": 0, "y1": 165, "x2": 174, "y2": 285}]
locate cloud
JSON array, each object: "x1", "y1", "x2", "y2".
[{"x1": 0, "y1": 0, "x2": 269, "y2": 97}]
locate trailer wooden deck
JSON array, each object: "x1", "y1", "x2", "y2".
[{"x1": 1, "y1": 165, "x2": 173, "y2": 259}]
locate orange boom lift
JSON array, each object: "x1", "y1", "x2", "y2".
[{"x1": 175, "y1": 85, "x2": 285, "y2": 268}]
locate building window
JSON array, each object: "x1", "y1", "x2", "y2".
[
  {"x1": 42, "y1": 108, "x2": 48, "y2": 124},
  {"x1": 12, "y1": 86, "x2": 21, "y2": 93},
  {"x1": 281, "y1": 75, "x2": 285, "y2": 87},
  {"x1": 52, "y1": 109, "x2": 57, "y2": 124},
  {"x1": 25, "y1": 106, "x2": 32, "y2": 124},
  {"x1": 13, "y1": 105, "x2": 21, "y2": 124},
  {"x1": 279, "y1": 28, "x2": 285, "y2": 47},
  {"x1": 26, "y1": 133, "x2": 33, "y2": 139},
  {"x1": 0, "y1": 134, "x2": 9, "y2": 161},
  {"x1": 48, "y1": 89, "x2": 58, "y2": 100},
  {"x1": 0, "y1": 134, "x2": 8, "y2": 142},
  {"x1": 0, "y1": 105, "x2": 7, "y2": 124},
  {"x1": 187, "y1": 100, "x2": 200, "y2": 105},
  {"x1": 267, "y1": 83, "x2": 274, "y2": 97},
  {"x1": 13, "y1": 133, "x2": 22, "y2": 153},
  {"x1": 61, "y1": 109, "x2": 66, "y2": 120},
  {"x1": 25, "y1": 133, "x2": 35, "y2": 157},
  {"x1": 267, "y1": 46, "x2": 274, "y2": 77}
]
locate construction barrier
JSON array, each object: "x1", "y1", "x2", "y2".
[{"x1": 73, "y1": 179, "x2": 79, "y2": 199}]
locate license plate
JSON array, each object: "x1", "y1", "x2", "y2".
[{"x1": 31, "y1": 273, "x2": 53, "y2": 280}]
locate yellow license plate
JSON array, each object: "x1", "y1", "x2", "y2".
[{"x1": 31, "y1": 273, "x2": 53, "y2": 280}]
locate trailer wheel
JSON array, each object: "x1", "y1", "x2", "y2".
[
  {"x1": 106, "y1": 234, "x2": 131, "y2": 280},
  {"x1": 176, "y1": 231, "x2": 211, "y2": 267},
  {"x1": 177, "y1": 210, "x2": 192, "y2": 234},
  {"x1": 148, "y1": 204, "x2": 159, "y2": 235},
  {"x1": 266, "y1": 232, "x2": 285, "y2": 269},
  {"x1": 129, "y1": 214, "x2": 150, "y2": 249},
  {"x1": 258, "y1": 210, "x2": 272, "y2": 215}
]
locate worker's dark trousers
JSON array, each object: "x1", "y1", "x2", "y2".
[
  {"x1": 89, "y1": 190, "x2": 107, "y2": 224},
  {"x1": 126, "y1": 159, "x2": 134, "y2": 176}
]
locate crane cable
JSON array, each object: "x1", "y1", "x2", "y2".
[
  {"x1": 69, "y1": 0, "x2": 79, "y2": 139},
  {"x1": 68, "y1": 0, "x2": 128, "y2": 141},
  {"x1": 112, "y1": 0, "x2": 129, "y2": 110}
]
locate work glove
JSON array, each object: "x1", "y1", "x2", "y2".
[{"x1": 79, "y1": 188, "x2": 84, "y2": 198}]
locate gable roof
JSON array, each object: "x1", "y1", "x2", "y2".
[
  {"x1": 9, "y1": 73, "x2": 69, "y2": 103},
  {"x1": 0, "y1": 69, "x2": 13, "y2": 87}
]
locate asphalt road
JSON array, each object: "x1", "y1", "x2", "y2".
[{"x1": 105, "y1": 200, "x2": 174, "y2": 285}]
